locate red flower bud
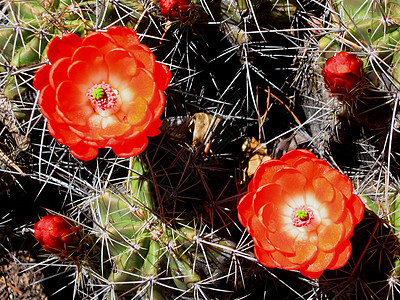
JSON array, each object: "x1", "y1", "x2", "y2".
[
  {"x1": 160, "y1": 0, "x2": 194, "y2": 21},
  {"x1": 322, "y1": 51, "x2": 363, "y2": 95},
  {"x1": 34, "y1": 215, "x2": 80, "y2": 256}
]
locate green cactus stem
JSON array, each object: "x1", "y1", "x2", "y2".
[{"x1": 92, "y1": 157, "x2": 236, "y2": 297}]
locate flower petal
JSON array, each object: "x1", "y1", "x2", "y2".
[
  {"x1": 254, "y1": 246, "x2": 280, "y2": 268},
  {"x1": 249, "y1": 160, "x2": 286, "y2": 192},
  {"x1": 148, "y1": 89, "x2": 166, "y2": 120},
  {"x1": 324, "y1": 169, "x2": 353, "y2": 199},
  {"x1": 107, "y1": 26, "x2": 140, "y2": 48},
  {"x1": 270, "y1": 250, "x2": 302, "y2": 270},
  {"x1": 146, "y1": 119, "x2": 162, "y2": 137},
  {"x1": 105, "y1": 48, "x2": 138, "y2": 88},
  {"x1": 327, "y1": 240, "x2": 352, "y2": 270},
  {"x1": 247, "y1": 212, "x2": 270, "y2": 246},
  {"x1": 318, "y1": 188, "x2": 345, "y2": 222},
  {"x1": 39, "y1": 85, "x2": 57, "y2": 121},
  {"x1": 47, "y1": 33, "x2": 82, "y2": 64},
  {"x1": 254, "y1": 183, "x2": 284, "y2": 213},
  {"x1": 300, "y1": 250, "x2": 335, "y2": 278},
  {"x1": 300, "y1": 269, "x2": 324, "y2": 279},
  {"x1": 33, "y1": 64, "x2": 51, "y2": 90},
  {"x1": 313, "y1": 177, "x2": 335, "y2": 203},
  {"x1": 49, "y1": 57, "x2": 71, "y2": 90},
  {"x1": 129, "y1": 44, "x2": 155, "y2": 71},
  {"x1": 293, "y1": 158, "x2": 331, "y2": 181},
  {"x1": 280, "y1": 149, "x2": 317, "y2": 167},
  {"x1": 111, "y1": 133, "x2": 148, "y2": 157},
  {"x1": 348, "y1": 194, "x2": 364, "y2": 224},
  {"x1": 286, "y1": 239, "x2": 318, "y2": 265},
  {"x1": 272, "y1": 168, "x2": 308, "y2": 198},
  {"x1": 82, "y1": 31, "x2": 116, "y2": 54},
  {"x1": 47, "y1": 122, "x2": 82, "y2": 146},
  {"x1": 119, "y1": 96, "x2": 150, "y2": 126},
  {"x1": 154, "y1": 61, "x2": 171, "y2": 91},
  {"x1": 83, "y1": 113, "x2": 106, "y2": 141},
  {"x1": 56, "y1": 81, "x2": 93, "y2": 126},
  {"x1": 317, "y1": 223, "x2": 344, "y2": 252},
  {"x1": 100, "y1": 115, "x2": 131, "y2": 138},
  {"x1": 267, "y1": 226, "x2": 299, "y2": 254},
  {"x1": 253, "y1": 231, "x2": 275, "y2": 252},
  {"x1": 237, "y1": 192, "x2": 256, "y2": 228},
  {"x1": 71, "y1": 46, "x2": 108, "y2": 85},
  {"x1": 69, "y1": 141, "x2": 99, "y2": 161},
  {"x1": 254, "y1": 245, "x2": 279, "y2": 268},
  {"x1": 68, "y1": 61, "x2": 93, "y2": 92},
  {"x1": 341, "y1": 209, "x2": 355, "y2": 240}
]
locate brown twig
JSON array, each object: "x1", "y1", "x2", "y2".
[
  {"x1": 265, "y1": 90, "x2": 302, "y2": 126},
  {"x1": 0, "y1": 278, "x2": 24, "y2": 295},
  {"x1": 256, "y1": 86, "x2": 270, "y2": 141},
  {"x1": 0, "y1": 148, "x2": 24, "y2": 174}
]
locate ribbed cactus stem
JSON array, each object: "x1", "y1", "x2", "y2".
[
  {"x1": 168, "y1": 251, "x2": 201, "y2": 290},
  {"x1": 92, "y1": 156, "x2": 237, "y2": 297},
  {"x1": 141, "y1": 238, "x2": 165, "y2": 299},
  {"x1": 389, "y1": 193, "x2": 400, "y2": 237},
  {"x1": 128, "y1": 157, "x2": 154, "y2": 211},
  {"x1": 107, "y1": 232, "x2": 151, "y2": 291}
]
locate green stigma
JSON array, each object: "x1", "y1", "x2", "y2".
[
  {"x1": 92, "y1": 87, "x2": 105, "y2": 100},
  {"x1": 296, "y1": 210, "x2": 308, "y2": 220}
]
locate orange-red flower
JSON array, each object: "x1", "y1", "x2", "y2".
[
  {"x1": 33, "y1": 26, "x2": 171, "y2": 161},
  {"x1": 237, "y1": 149, "x2": 364, "y2": 279},
  {"x1": 34, "y1": 215, "x2": 80, "y2": 256},
  {"x1": 322, "y1": 51, "x2": 363, "y2": 95}
]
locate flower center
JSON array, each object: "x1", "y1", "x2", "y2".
[
  {"x1": 87, "y1": 82, "x2": 122, "y2": 117},
  {"x1": 291, "y1": 205, "x2": 314, "y2": 228}
]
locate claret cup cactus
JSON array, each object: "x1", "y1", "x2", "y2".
[{"x1": 5, "y1": 0, "x2": 400, "y2": 298}]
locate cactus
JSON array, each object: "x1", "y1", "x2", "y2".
[
  {"x1": 6, "y1": 0, "x2": 400, "y2": 298},
  {"x1": 89, "y1": 157, "x2": 236, "y2": 298}
]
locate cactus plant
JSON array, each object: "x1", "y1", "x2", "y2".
[{"x1": 5, "y1": 0, "x2": 400, "y2": 298}]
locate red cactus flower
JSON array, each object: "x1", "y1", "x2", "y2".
[
  {"x1": 33, "y1": 26, "x2": 171, "y2": 161},
  {"x1": 160, "y1": 0, "x2": 194, "y2": 21},
  {"x1": 34, "y1": 215, "x2": 80, "y2": 256},
  {"x1": 322, "y1": 51, "x2": 363, "y2": 95},
  {"x1": 237, "y1": 149, "x2": 364, "y2": 279}
]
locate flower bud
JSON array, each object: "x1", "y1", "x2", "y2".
[
  {"x1": 160, "y1": 0, "x2": 194, "y2": 21},
  {"x1": 322, "y1": 51, "x2": 363, "y2": 95},
  {"x1": 34, "y1": 215, "x2": 80, "y2": 256}
]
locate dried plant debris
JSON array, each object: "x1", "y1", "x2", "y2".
[{"x1": 0, "y1": 251, "x2": 46, "y2": 300}]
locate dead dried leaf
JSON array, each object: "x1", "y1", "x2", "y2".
[
  {"x1": 242, "y1": 137, "x2": 271, "y2": 180},
  {"x1": 191, "y1": 113, "x2": 221, "y2": 147}
]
